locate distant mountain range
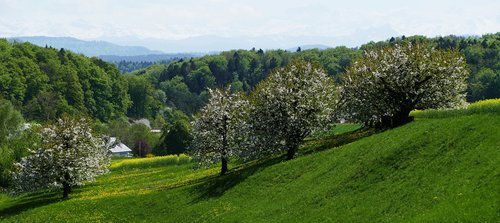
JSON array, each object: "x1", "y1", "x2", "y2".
[
  {"x1": 97, "y1": 35, "x2": 343, "y2": 53},
  {"x1": 9, "y1": 36, "x2": 163, "y2": 57},
  {"x1": 7, "y1": 32, "x2": 394, "y2": 62},
  {"x1": 7, "y1": 25, "x2": 399, "y2": 55},
  {"x1": 95, "y1": 25, "x2": 398, "y2": 53}
]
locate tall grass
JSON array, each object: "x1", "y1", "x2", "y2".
[
  {"x1": 110, "y1": 154, "x2": 193, "y2": 170},
  {"x1": 411, "y1": 98, "x2": 500, "y2": 119}
]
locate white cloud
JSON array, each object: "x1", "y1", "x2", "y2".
[{"x1": 0, "y1": 0, "x2": 498, "y2": 40}]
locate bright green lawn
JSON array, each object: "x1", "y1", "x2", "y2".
[{"x1": 1, "y1": 112, "x2": 499, "y2": 222}]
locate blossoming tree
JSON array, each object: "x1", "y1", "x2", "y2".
[
  {"x1": 250, "y1": 60, "x2": 336, "y2": 160},
  {"x1": 339, "y1": 43, "x2": 469, "y2": 127},
  {"x1": 12, "y1": 117, "x2": 111, "y2": 198},
  {"x1": 189, "y1": 88, "x2": 250, "y2": 175}
]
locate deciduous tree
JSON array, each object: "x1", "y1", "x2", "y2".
[
  {"x1": 339, "y1": 43, "x2": 469, "y2": 127},
  {"x1": 189, "y1": 88, "x2": 250, "y2": 175},
  {"x1": 12, "y1": 117, "x2": 111, "y2": 198},
  {"x1": 249, "y1": 60, "x2": 336, "y2": 160}
]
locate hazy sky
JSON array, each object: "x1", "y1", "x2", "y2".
[{"x1": 1, "y1": 0, "x2": 499, "y2": 40}]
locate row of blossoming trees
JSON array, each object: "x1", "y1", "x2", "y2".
[
  {"x1": 189, "y1": 42, "x2": 469, "y2": 175},
  {"x1": 11, "y1": 42, "x2": 468, "y2": 197}
]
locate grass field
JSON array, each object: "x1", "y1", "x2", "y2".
[
  {"x1": 1, "y1": 102, "x2": 499, "y2": 222},
  {"x1": 411, "y1": 98, "x2": 500, "y2": 118}
]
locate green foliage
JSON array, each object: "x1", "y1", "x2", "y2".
[
  {"x1": 1, "y1": 34, "x2": 498, "y2": 123},
  {"x1": 0, "y1": 99, "x2": 28, "y2": 188},
  {"x1": 0, "y1": 39, "x2": 130, "y2": 122},
  {"x1": 0, "y1": 99, "x2": 24, "y2": 143},
  {"x1": 0, "y1": 109, "x2": 498, "y2": 222},
  {"x1": 132, "y1": 47, "x2": 357, "y2": 115},
  {"x1": 127, "y1": 33, "x2": 498, "y2": 118},
  {"x1": 155, "y1": 110, "x2": 192, "y2": 155},
  {"x1": 114, "y1": 61, "x2": 156, "y2": 73},
  {"x1": 150, "y1": 113, "x2": 166, "y2": 130},
  {"x1": 159, "y1": 76, "x2": 203, "y2": 115},
  {"x1": 126, "y1": 124, "x2": 157, "y2": 157},
  {"x1": 125, "y1": 75, "x2": 156, "y2": 118},
  {"x1": 0, "y1": 126, "x2": 40, "y2": 188},
  {"x1": 468, "y1": 68, "x2": 500, "y2": 101}
]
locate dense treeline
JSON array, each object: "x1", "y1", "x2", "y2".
[
  {"x1": 130, "y1": 33, "x2": 499, "y2": 116},
  {"x1": 100, "y1": 53, "x2": 202, "y2": 73},
  {"x1": 0, "y1": 39, "x2": 130, "y2": 122},
  {"x1": 1, "y1": 33, "x2": 498, "y2": 123},
  {"x1": 112, "y1": 59, "x2": 179, "y2": 74},
  {"x1": 115, "y1": 61, "x2": 156, "y2": 73},
  {"x1": 130, "y1": 46, "x2": 360, "y2": 115}
]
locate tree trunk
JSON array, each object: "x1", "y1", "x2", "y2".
[
  {"x1": 391, "y1": 109, "x2": 412, "y2": 127},
  {"x1": 62, "y1": 172, "x2": 72, "y2": 198},
  {"x1": 62, "y1": 182, "x2": 71, "y2": 198},
  {"x1": 220, "y1": 114, "x2": 228, "y2": 176},
  {"x1": 286, "y1": 145, "x2": 297, "y2": 160},
  {"x1": 220, "y1": 157, "x2": 228, "y2": 176},
  {"x1": 379, "y1": 108, "x2": 413, "y2": 129}
]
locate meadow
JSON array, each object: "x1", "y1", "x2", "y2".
[{"x1": 0, "y1": 100, "x2": 499, "y2": 222}]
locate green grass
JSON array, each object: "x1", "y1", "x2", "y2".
[
  {"x1": 411, "y1": 98, "x2": 500, "y2": 118},
  {"x1": 1, "y1": 105, "x2": 499, "y2": 222},
  {"x1": 110, "y1": 154, "x2": 193, "y2": 170},
  {"x1": 310, "y1": 123, "x2": 363, "y2": 139}
]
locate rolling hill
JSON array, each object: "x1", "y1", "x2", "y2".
[
  {"x1": 9, "y1": 36, "x2": 163, "y2": 57},
  {"x1": 0, "y1": 100, "x2": 499, "y2": 222}
]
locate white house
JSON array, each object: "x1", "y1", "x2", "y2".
[
  {"x1": 150, "y1": 129, "x2": 162, "y2": 134},
  {"x1": 108, "y1": 137, "x2": 133, "y2": 157}
]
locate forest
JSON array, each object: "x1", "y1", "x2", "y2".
[
  {"x1": 1, "y1": 33, "x2": 498, "y2": 125},
  {"x1": 0, "y1": 33, "x2": 498, "y2": 159},
  {"x1": 0, "y1": 33, "x2": 498, "y2": 163},
  {"x1": 130, "y1": 33, "x2": 500, "y2": 118},
  {"x1": 1, "y1": 33, "x2": 499, "y2": 222},
  {"x1": 0, "y1": 39, "x2": 130, "y2": 122}
]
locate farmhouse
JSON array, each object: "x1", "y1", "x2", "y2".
[{"x1": 108, "y1": 137, "x2": 133, "y2": 157}]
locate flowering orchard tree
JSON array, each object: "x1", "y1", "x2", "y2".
[
  {"x1": 250, "y1": 60, "x2": 336, "y2": 160},
  {"x1": 189, "y1": 88, "x2": 250, "y2": 175},
  {"x1": 339, "y1": 43, "x2": 469, "y2": 127},
  {"x1": 12, "y1": 117, "x2": 111, "y2": 198}
]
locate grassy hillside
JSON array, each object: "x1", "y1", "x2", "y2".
[{"x1": 1, "y1": 105, "x2": 499, "y2": 222}]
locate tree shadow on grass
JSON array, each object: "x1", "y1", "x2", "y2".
[
  {"x1": 189, "y1": 156, "x2": 283, "y2": 203},
  {"x1": 0, "y1": 191, "x2": 62, "y2": 218},
  {"x1": 301, "y1": 127, "x2": 378, "y2": 156},
  {"x1": 188, "y1": 128, "x2": 379, "y2": 203}
]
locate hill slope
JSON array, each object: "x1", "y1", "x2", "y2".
[{"x1": 1, "y1": 112, "x2": 499, "y2": 222}]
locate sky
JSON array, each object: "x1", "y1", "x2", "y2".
[{"x1": 1, "y1": 0, "x2": 499, "y2": 50}]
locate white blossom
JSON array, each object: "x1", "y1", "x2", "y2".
[
  {"x1": 339, "y1": 43, "x2": 469, "y2": 127},
  {"x1": 12, "y1": 117, "x2": 111, "y2": 197},
  {"x1": 249, "y1": 60, "x2": 336, "y2": 160},
  {"x1": 188, "y1": 88, "x2": 251, "y2": 175}
]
